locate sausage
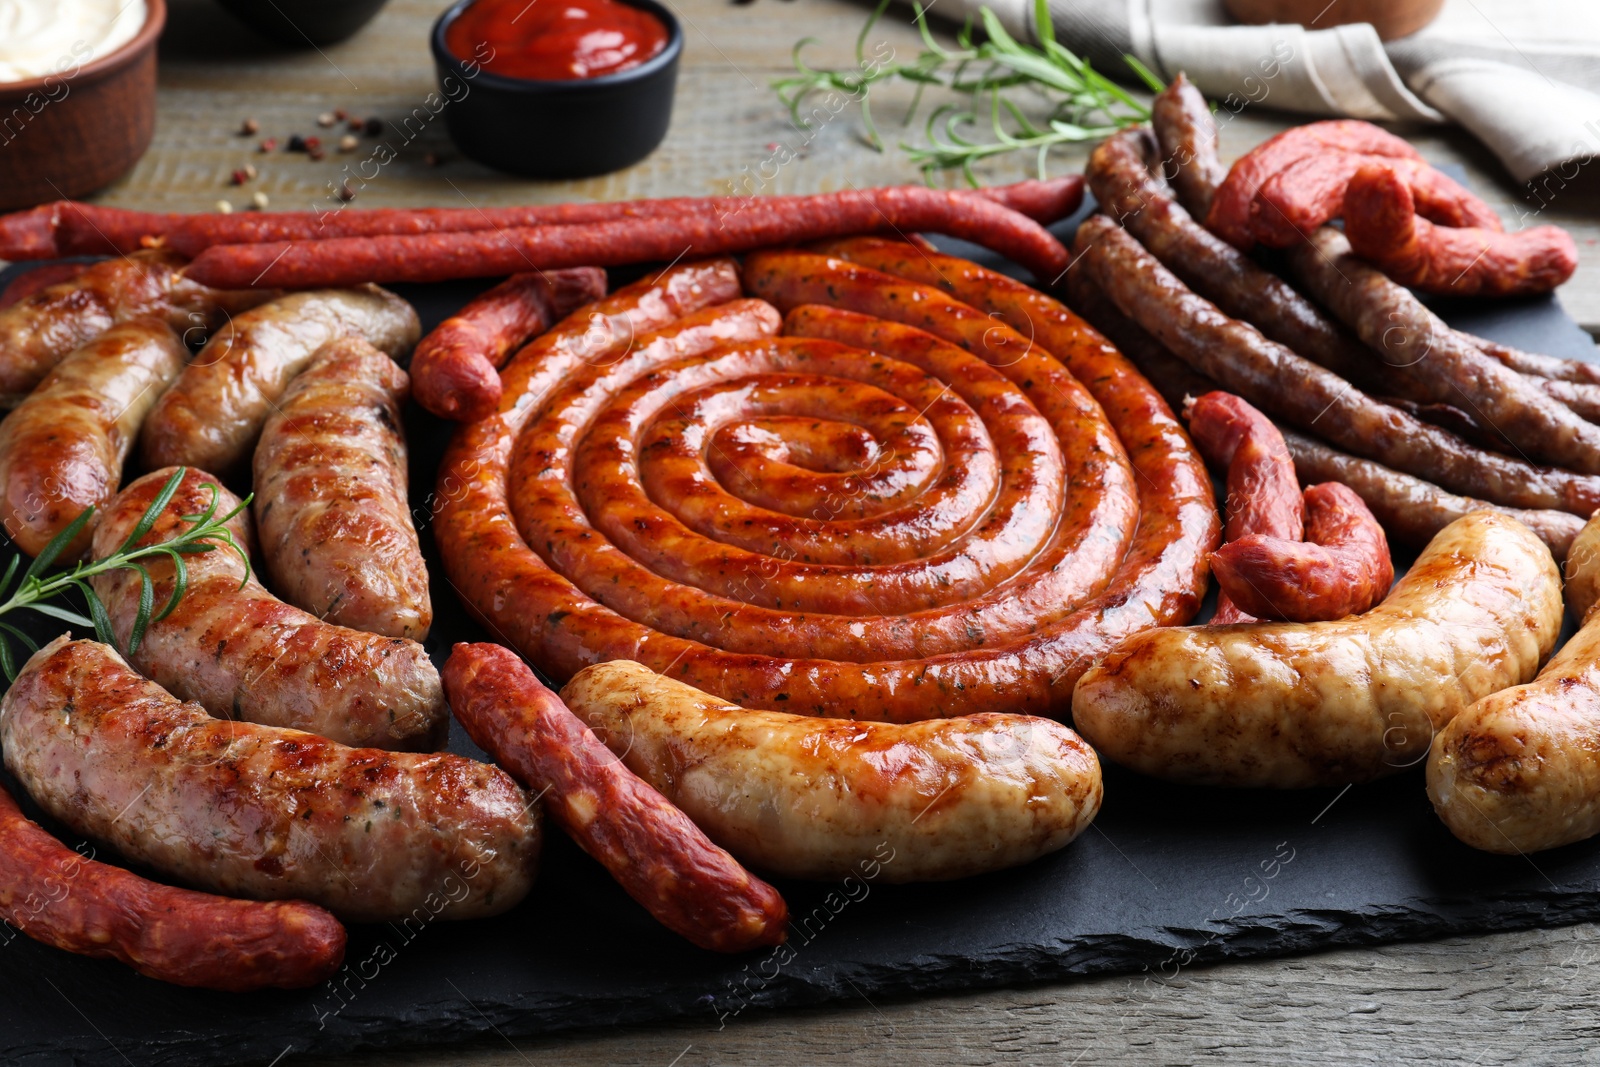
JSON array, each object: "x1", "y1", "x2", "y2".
[
  {"x1": 180, "y1": 188, "x2": 1071, "y2": 289},
  {"x1": 0, "y1": 767, "x2": 345, "y2": 990},
  {"x1": 140, "y1": 286, "x2": 421, "y2": 476},
  {"x1": 411, "y1": 267, "x2": 607, "y2": 421},
  {"x1": 253, "y1": 337, "x2": 431, "y2": 640},
  {"x1": 0, "y1": 180, "x2": 1077, "y2": 257},
  {"x1": 1288, "y1": 226, "x2": 1600, "y2": 472},
  {"x1": 559, "y1": 659, "x2": 1103, "y2": 882},
  {"x1": 1074, "y1": 511, "x2": 1563, "y2": 788},
  {"x1": 1280, "y1": 427, "x2": 1584, "y2": 562},
  {"x1": 1464, "y1": 331, "x2": 1600, "y2": 385},
  {"x1": 0, "y1": 262, "x2": 86, "y2": 310},
  {"x1": 1343, "y1": 163, "x2": 1578, "y2": 297},
  {"x1": 1206, "y1": 119, "x2": 1424, "y2": 249},
  {"x1": 0, "y1": 250, "x2": 272, "y2": 404},
  {"x1": 1251, "y1": 152, "x2": 1502, "y2": 249},
  {"x1": 90, "y1": 468, "x2": 448, "y2": 751},
  {"x1": 442, "y1": 643, "x2": 788, "y2": 952},
  {"x1": 1064, "y1": 263, "x2": 1218, "y2": 411},
  {"x1": 1427, "y1": 514, "x2": 1600, "y2": 853},
  {"x1": 0, "y1": 318, "x2": 186, "y2": 558},
  {"x1": 1151, "y1": 73, "x2": 1226, "y2": 221},
  {"x1": 0, "y1": 637, "x2": 538, "y2": 922},
  {"x1": 1208, "y1": 482, "x2": 1393, "y2": 622},
  {"x1": 1183, "y1": 391, "x2": 1305, "y2": 624},
  {"x1": 1074, "y1": 214, "x2": 1600, "y2": 515}
]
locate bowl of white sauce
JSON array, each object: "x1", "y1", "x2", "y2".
[{"x1": 0, "y1": 0, "x2": 166, "y2": 211}]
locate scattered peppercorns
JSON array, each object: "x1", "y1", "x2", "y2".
[
  {"x1": 317, "y1": 112, "x2": 337, "y2": 127},
  {"x1": 258, "y1": 137, "x2": 277, "y2": 153},
  {"x1": 286, "y1": 134, "x2": 308, "y2": 153},
  {"x1": 347, "y1": 116, "x2": 365, "y2": 132},
  {"x1": 423, "y1": 151, "x2": 444, "y2": 167},
  {"x1": 228, "y1": 165, "x2": 257, "y2": 186},
  {"x1": 338, "y1": 134, "x2": 359, "y2": 152},
  {"x1": 337, "y1": 180, "x2": 357, "y2": 202},
  {"x1": 251, "y1": 191, "x2": 270, "y2": 210},
  {"x1": 364, "y1": 116, "x2": 383, "y2": 136},
  {"x1": 215, "y1": 199, "x2": 234, "y2": 214},
  {"x1": 240, "y1": 117, "x2": 260, "y2": 136}
]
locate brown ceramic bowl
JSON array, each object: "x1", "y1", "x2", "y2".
[
  {"x1": 1224, "y1": 0, "x2": 1443, "y2": 41},
  {"x1": 0, "y1": 0, "x2": 166, "y2": 212}
]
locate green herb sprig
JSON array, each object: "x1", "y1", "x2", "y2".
[
  {"x1": 773, "y1": 0, "x2": 1162, "y2": 185},
  {"x1": 0, "y1": 467, "x2": 252, "y2": 680}
]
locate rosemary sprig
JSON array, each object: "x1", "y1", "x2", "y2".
[
  {"x1": 0, "y1": 467, "x2": 253, "y2": 680},
  {"x1": 772, "y1": 0, "x2": 1162, "y2": 184}
]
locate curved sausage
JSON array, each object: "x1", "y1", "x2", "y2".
[
  {"x1": 0, "y1": 767, "x2": 345, "y2": 990},
  {"x1": 90, "y1": 468, "x2": 448, "y2": 751},
  {"x1": 442, "y1": 643, "x2": 788, "y2": 952},
  {"x1": 1074, "y1": 214, "x2": 1600, "y2": 515},
  {"x1": 140, "y1": 286, "x2": 421, "y2": 476},
  {"x1": 0, "y1": 250, "x2": 271, "y2": 404},
  {"x1": 1151, "y1": 73, "x2": 1225, "y2": 221},
  {"x1": 0, "y1": 318, "x2": 186, "y2": 558},
  {"x1": 1428, "y1": 514, "x2": 1600, "y2": 853},
  {"x1": 559, "y1": 659, "x2": 1102, "y2": 882},
  {"x1": 0, "y1": 637, "x2": 538, "y2": 922},
  {"x1": 253, "y1": 337, "x2": 431, "y2": 640},
  {"x1": 1074, "y1": 512, "x2": 1562, "y2": 788},
  {"x1": 1344, "y1": 163, "x2": 1577, "y2": 297},
  {"x1": 411, "y1": 267, "x2": 607, "y2": 422}
]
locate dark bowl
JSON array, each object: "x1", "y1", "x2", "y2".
[
  {"x1": 214, "y1": 0, "x2": 389, "y2": 46},
  {"x1": 430, "y1": 0, "x2": 681, "y2": 179},
  {"x1": 0, "y1": 0, "x2": 166, "y2": 211}
]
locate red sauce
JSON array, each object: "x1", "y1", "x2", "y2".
[{"x1": 447, "y1": 0, "x2": 669, "y2": 82}]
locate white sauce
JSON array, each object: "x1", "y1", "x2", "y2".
[{"x1": 0, "y1": 0, "x2": 148, "y2": 84}]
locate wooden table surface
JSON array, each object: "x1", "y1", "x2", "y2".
[{"x1": 31, "y1": 0, "x2": 1600, "y2": 1062}]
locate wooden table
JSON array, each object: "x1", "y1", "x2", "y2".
[{"x1": 35, "y1": 0, "x2": 1600, "y2": 1061}]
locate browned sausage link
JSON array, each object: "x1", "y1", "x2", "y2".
[
  {"x1": 1064, "y1": 264, "x2": 1218, "y2": 411},
  {"x1": 1087, "y1": 128, "x2": 1409, "y2": 402},
  {"x1": 1464, "y1": 331, "x2": 1600, "y2": 385},
  {"x1": 1378, "y1": 395, "x2": 1516, "y2": 454},
  {"x1": 92, "y1": 468, "x2": 449, "y2": 751},
  {"x1": 1151, "y1": 73, "x2": 1226, "y2": 221},
  {"x1": 0, "y1": 318, "x2": 187, "y2": 559},
  {"x1": 0, "y1": 772, "x2": 346, "y2": 990},
  {"x1": 253, "y1": 337, "x2": 432, "y2": 640},
  {"x1": 1288, "y1": 227, "x2": 1600, "y2": 473},
  {"x1": 1280, "y1": 427, "x2": 1584, "y2": 562},
  {"x1": 0, "y1": 250, "x2": 272, "y2": 403},
  {"x1": 411, "y1": 268, "x2": 608, "y2": 423},
  {"x1": 1073, "y1": 215, "x2": 1600, "y2": 517},
  {"x1": 1, "y1": 637, "x2": 538, "y2": 922},
  {"x1": 442, "y1": 643, "x2": 788, "y2": 953},
  {"x1": 0, "y1": 263, "x2": 86, "y2": 311}
]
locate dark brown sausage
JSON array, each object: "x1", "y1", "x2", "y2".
[
  {"x1": 1151, "y1": 73, "x2": 1226, "y2": 221},
  {"x1": 442, "y1": 642, "x2": 789, "y2": 953}
]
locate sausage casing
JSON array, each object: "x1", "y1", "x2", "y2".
[
  {"x1": 1074, "y1": 512, "x2": 1562, "y2": 788},
  {"x1": 559, "y1": 660, "x2": 1102, "y2": 882},
  {"x1": 253, "y1": 337, "x2": 431, "y2": 639},
  {"x1": 0, "y1": 638, "x2": 538, "y2": 922}
]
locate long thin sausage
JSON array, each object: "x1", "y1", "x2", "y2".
[
  {"x1": 443, "y1": 643, "x2": 788, "y2": 952},
  {"x1": 0, "y1": 772, "x2": 345, "y2": 990},
  {"x1": 1151, "y1": 73, "x2": 1225, "y2": 221}
]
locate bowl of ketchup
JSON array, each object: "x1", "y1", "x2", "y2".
[{"x1": 432, "y1": 0, "x2": 680, "y2": 179}]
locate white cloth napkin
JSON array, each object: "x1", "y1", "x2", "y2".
[{"x1": 918, "y1": 0, "x2": 1600, "y2": 184}]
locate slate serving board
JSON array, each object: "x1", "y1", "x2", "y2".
[{"x1": 2, "y1": 205, "x2": 1599, "y2": 1067}]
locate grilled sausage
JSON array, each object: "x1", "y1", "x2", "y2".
[
  {"x1": 0, "y1": 768, "x2": 345, "y2": 990},
  {"x1": 0, "y1": 318, "x2": 186, "y2": 558},
  {"x1": 253, "y1": 337, "x2": 431, "y2": 640},
  {"x1": 1151, "y1": 73, "x2": 1226, "y2": 221},
  {"x1": 1074, "y1": 512, "x2": 1562, "y2": 788},
  {"x1": 90, "y1": 468, "x2": 448, "y2": 751},
  {"x1": 1427, "y1": 514, "x2": 1600, "y2": 852},
  {"x1": 560, "y1": 659, "x2": 1102, "y2": 882},
  {"x1": 140, "y1": 286, "x2": 420, "y2": 476},
  {"x1": 0, "y1": 637, "x2": 538, "y2": 922}
]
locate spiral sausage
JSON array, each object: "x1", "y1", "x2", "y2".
[{"x1": 435, "y1": 247, "x2": 1216, "y2": 721}]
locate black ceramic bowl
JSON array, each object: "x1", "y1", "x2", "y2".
[
  {"x1": 215, "y1": 0, "x2": 389, "y2": 45},
  {"x1": 430, "y1": 0, "x2": 681, "y2": 179}
]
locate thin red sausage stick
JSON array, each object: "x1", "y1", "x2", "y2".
[
  {"x1": 1184, "y1": 391, "x2": 1305, "y2": 624},
  {"x1": 0, "y1": 781, "x2": 346, "y2": 990},
  {"x1": 442, "y1": 643, "x2": 789, "y2": 954},
  {"x1": 1210, "y1": 482, "x2": 1394, "y2": 622},
  {"x1": 182, "y1": 188, "x2": 1071, "y2": 289},
  {"x1": 412, "y1": 267, "x2": 607, "y2": 422},
  {"x1": 0, "y1": 203, "x2": 63, "y2": 260}
]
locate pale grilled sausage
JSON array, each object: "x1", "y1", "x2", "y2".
[
  {"x1": 140, "y1": 286, "x2": 420, "y2": 476},
  {"x1": 253, "y1": 337, "x2": 431, "y2": 640},
  {"x1": 559, "y1": 660, "x2": 1102, "y2": 882},
  {"x1": 90, "y1": 468, "x2": 448, "y2": 751},
  {"x1": 1074, "y1": 512, "x2": 1562, "y2": 788},
  {"x1": 0, "y1": 637, "x2": 538, "y2": 922}
]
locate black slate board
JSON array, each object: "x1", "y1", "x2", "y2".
[{"x1": 2, "y1": 212, "x2": 1599, "y2": 1067}]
